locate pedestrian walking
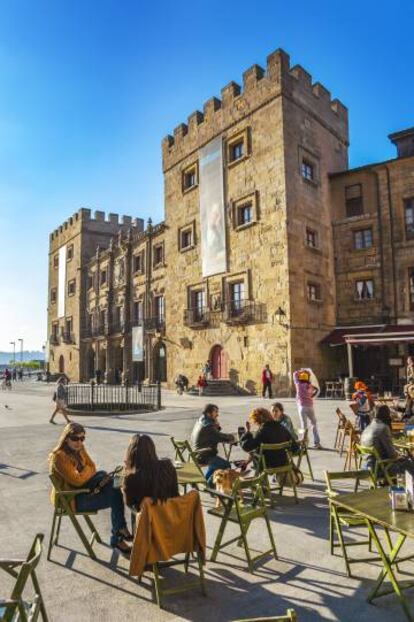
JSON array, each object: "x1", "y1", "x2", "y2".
[
  {"x1": 50, "y1": 377, "x2": 71, "y2": 424},
  {"x1": 293, "y1": 368, "x2": 322, "y2": 449},
  {"x1": 203, "y1": 361, "x2": 212, "y2": 381},
  {"x1": 261, "y1": 364, "x2": 273, "y2": 398},
  {"x1": 351, "y1": 381, "x2": 373, "y2": 431},
  {"x1": 197, "y1": 374, "x2": 207, "y2": 396}
]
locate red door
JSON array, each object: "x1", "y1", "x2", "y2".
[{"x1": 211, "y1": 345, "x2": 228, "y2": 379}]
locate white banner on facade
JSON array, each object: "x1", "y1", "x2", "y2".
[
  {"x1": 132, "y1": 325, "x2": 144, "y2": 362},
  {"x1": 199, "y1": 136, "x2": 227, "y2": 277},
  {"x1": 58, "y1": 245, "x2": 67, "y2": 318}
]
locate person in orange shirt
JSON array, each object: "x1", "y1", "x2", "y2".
[{"x1": 49, "y1": 422, "x2": 132, "y2": 556}]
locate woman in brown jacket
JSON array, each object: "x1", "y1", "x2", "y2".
[{"x1": 49, "y1": 422, "x2": 132, "y2": 556}]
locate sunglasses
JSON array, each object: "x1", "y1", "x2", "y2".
[{"x1": 68, "y1": 435, "x2": 85, "y2": 442}]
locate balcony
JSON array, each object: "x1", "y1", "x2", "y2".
[
  {"x1": 184, "y1": 307, "x2": 210, "y2": 329},
  {"x1": 222, "y1": 299, "x2": 266, "y2": 325},
  {"x1": 50, "y1": 334, "x2": 59, "y2": 345},
  {"x1": 110, "y1": 321, "x2": 125, "y2": 335},
  {"x1": 62, "y1": 332, "x2": 74, "y2": 344},
  {"x1": 144, "y1": 317, "x2": 165, "y2": 334}
]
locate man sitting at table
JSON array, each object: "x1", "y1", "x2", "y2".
[
  {"x1": 239, "y1": 407, "x2": 299, "y2": 470},
  {"x1": 190, "y1": 403, "x2": 236, "y2": 485},
  {"x1": 361, "y1": 405, "x2": 414, "y2": 478}
]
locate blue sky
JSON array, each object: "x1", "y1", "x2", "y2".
[{"x1": 0, "y1": 0, "x2": 413, "y2": 350}]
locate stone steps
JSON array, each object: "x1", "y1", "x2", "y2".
[{"x1": 188, "y1": 379, "x2": 244, "y2": 396}]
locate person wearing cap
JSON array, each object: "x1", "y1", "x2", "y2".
[
  {"x1": 352, "y1": 381, "x2": 372, "y2": 431},
  {"x1": 293, "y1": 368, "x2": 321, "y2": 449}
]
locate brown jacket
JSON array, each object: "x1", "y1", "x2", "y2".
[
  {"x1": 49, "y1": 448, "x2": 96, "y2": 510},
  {"x1": 129, "y1": 490, "x2": 206, "y2": 578}
]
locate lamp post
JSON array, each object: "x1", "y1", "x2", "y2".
[
  {"x1": 9, "y1": 341, "x2": 15, "y2": 369},
  {"x1": 18, "y1": 338, "x2": 23, "y2": 371}
]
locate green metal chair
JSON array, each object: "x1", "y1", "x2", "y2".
[
  {"x1": 208, "y1": 473, "x2": 277, "y2": 572},
  {"x1": 258, "y1": 442, "x2": 299, "y2": 506},
  {"x1": 355, "y1": 444, "x2": 399, "y2": 487},
  {"x1": 292, "y1": 428, "x2": 314, "y2": 481},
  {"x1": 324, "y1": 469, "x2": 393, "y2": 577},
  {"x1": 0, "y1": 533, "x2": 48, "y2": 622},
  {"x1": 233, "y1": 609, "x2": 297, "y2": 622},
  {"x1": 170, "y1": 437, "x2": 208, "y2": 490},
  {"x1": 47, "y1": 473, "x2": 102, "y2": 561}
]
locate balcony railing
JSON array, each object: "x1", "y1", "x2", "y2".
[
  {"x1": 222, "y1": 299, "x2": 266, "y2": 325},
  {"x1": 144, "y1": 317, "x2": 165, "y2": 333},
  {"x1": 50, "y1": 334, "x2": 59, "y2": 345},
  {"x1": 62, "y1": 332, "x2": 74, "y2": 344},
  {"x1": 184, "y1": 307, "x2": 210, "y2": 328},
  {"x1": 110, "y1": 321, "x2": 126, "y2": 335}
]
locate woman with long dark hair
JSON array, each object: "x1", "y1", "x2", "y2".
[
  {"x1": 49, "y1": 422, "x2": 132, "y2": 556},
  {"x1": 122, "y1": 434, "x2": 179, "y2": 511}
]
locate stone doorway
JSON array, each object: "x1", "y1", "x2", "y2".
[
  {"x1": 153, "y1": 342, "x2": 167, "y2": 382},
  {"x1": 58, "y1": 355, "x2": 65, "y2": 374},
  {"x1": 210, "y1": 344, "x2": 229, "y2": 379}
]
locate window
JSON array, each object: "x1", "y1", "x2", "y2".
[
  {"x1": 87, "y1": 274, "x2": 94, "y2": 290},
  {"x1": 301, "y1": 160, "x2": 314, "y2": 181},
  {"x1": 153, "y1": 243, "x2": 164, "y2": 267},
  {"x1": 53, "y1": 255, "x2": 59, "y2": 269},
  {"x1": 354, "y1": 228, "x2": 373, "y2": 249},
  {"x1": 227, "y1": 129, "x2": 249, "y2": 165},
  {"x1": 306, "y1": 227, "x2": 318, "y2": 248},
  {"x1": 409, "y1": 270, "x2": 414, "y2": 311},
  {"x1": 345, "y1": 184, "x2": 363, "y2": 217},
  {"x1": 51, "y1": 288, "x2": 57, "y2": 303},
  {"x1": 100, "y1": 270, "x2": 107, "y2": 285},
  {"x1": 133, "y1": 252, "x2": 144, "y2": 273},
  {"x1": 155, "y1": 296, "x2": 165, "y2": 323},
  {"x1": 99, "y1": 309, "x2": 106, "y2": 328},
  {"x1": 133, "y1": 300, "x2": 143, "y2": 324},
  {"x1": 231, "y1": 141, "x2": 244, "y2": 162},
  {"x1": 182, "y1": 163, "x2": 198, "y2": 192},
  {"x1": 230, "y1": 281, "x2": 245, "y2": 312},
  {"x1": 64, "y1": 318, "x2": 72, "y2": 341},
  {"x1": 67, "y1": 279, "x2": 76, "y2": 296},
  {"x1": 237, "y1": 202, "x2": 253, "y2": 227},
  {"x1": 307, "y1": 282, "x2": 321, "y2": 302},
  {"x1": 405, "y1": 198, "x2": 414, "y2": 240},
  {"x1": 192, "y1": 290, "x2": 206, "y2": 320},
  {"x1": 355, "y1": 279, "x2": 374, "y2": 300},
  {"x1": 67, "y1": 245, "x2": 74, "y2": 261},
  {"x1": 52, "y1": 323, "x2": 59, "y2": 339}
]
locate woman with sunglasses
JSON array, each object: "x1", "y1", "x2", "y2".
[{"x1": 49, "y1": 422, "x2": 132, "y2": 556}]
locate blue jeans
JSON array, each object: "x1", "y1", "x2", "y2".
[
  {"x1": 205, "y1": 456, "x2": 231, "y2": 486},
  {"x1": 75, "y1": 471, "x2": 127, "y2": 547}
]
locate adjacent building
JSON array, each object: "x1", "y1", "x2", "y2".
[{"x1": 47, "y1": 48, "x2": 414, "y2": 394}]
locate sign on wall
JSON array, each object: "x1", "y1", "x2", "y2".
[
  {"x1": 132, "y1": 326, "x2": 144, "y2": 362},
  {"x1": 199, "y1": 137, "x2": 227, "y2": 277},
  {"x1": 58, "y1": 245, "x2": 67, "y2": 318}
]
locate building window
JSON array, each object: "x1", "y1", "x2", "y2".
[
  {"x1": 192, "y1": 290, "x2": 206, "y2": 320},
  {"x1": 182, "y1": 163, "x2": 198, "y2": 192},
  {"x1": 87, "y1": 274, "x2": 94, "y2": 290},
  {"x1": 230, "y1": 281, "x2": 245, "y2": 312},
  {"x1": 100, "y1": 270, "x2": 107, "y2": 285},
  {"x1": 52, "y1": 323, "x2": 59, "y2": 339},
  {"x1": 306, "y1": 227, "x2": 318, "y2": 248},
  {"x1": 153, "y1": 243, "x2": 164, "y2": 267},
  {"x1": 355, "y1": 279, "x2": 374, "y2": 300},
  {"x1": 233, "y1": 192, "x2": 258, "y2": 229},
  {"x1": 237, "y1": 202, "x2": 253, "y2": 227},
  {"x1": 409, "y1": 270, "x2": 414, "y2": 311},
  {"x1": 301, "y1": 160, "x2": 314, "y2": 182},
  {"x1": 68, "y1": 279, "x2": 76, "y2": 296},
  {"x1": 227, "y1": 129, "x2": 249, "y2": 166},
  {"x1": 67, "y1": 245, "x2": 74, "y2": 261},
  {"x1": 99, "y1": 309, "x2": 106, "y2": 328},
  {"x1": 307, "y1": 282, "x2": 321, "y2": 302},
  {"x1": 231, "y1": 141, "x2": 244, "y2": 162},
  {"x1": 354, "y1": 228, "x2": 373, "y2": 249},
  {"x1": 53, "y1": 255, "x2": 59, "y2": 269},
  {"x1": 345, "y1": 184, "x2": 363, "y2": 217},
  {"x1": 133, "y1": 252, "x2": 144, "y2": 274},
  {"x1": 404, "y1": 198, "x2": 414, "y2": 240},
  {"x1": 51, "y1": 288, "x2": 57, "y2": 303},
  {"x1": 155, "y1": 295, "x2": 165, "y2": 323},
  {"x1": 133, "y1": 300, "x2": 143, "y2": 324}
]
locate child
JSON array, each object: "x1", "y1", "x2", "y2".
[
  {"x1": 352, "y1": 381, "x2": 372, "y2": 431},
  {"x1": 197, "y1": 374, "x2": 207, "y2": 396}
]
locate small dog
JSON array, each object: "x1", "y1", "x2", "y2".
[{"x1": 212, "y1": 469, "x2": 243, "y2": 508}]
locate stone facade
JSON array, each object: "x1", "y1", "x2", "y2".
[{"x1": 47, "y1": 47, "x2": 414, "y2": 394}]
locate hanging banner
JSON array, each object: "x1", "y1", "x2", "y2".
[
  {"x1": 58, "y1": 245, "x2": 67, "y2": 318},
  {"x1": 199, "y1": 136, "x2": 227, "y2": 277},
  {"x1": 132, "y1": 326, "x2": 144, "y2": 362}
]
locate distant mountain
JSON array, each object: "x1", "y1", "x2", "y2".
[{"x1": 0, "y1": 351, "x2": 45, "y2": 365}]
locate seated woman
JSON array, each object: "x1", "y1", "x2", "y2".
[
  {"x1": 271, "y1": 402, "x2": 297, "y2": 440},
  {"x1": 240, "y1": 407, "x2": 299, "y2": 469},
  {"x1": 122, "y1": 434, "x2": 179, "y2": 511},
  {"x1": 361, "y1": 404, "x2": 414, "y2": 477},
  {"x1": 49, "y1": 422, "x2": 132, "y2": 556}
]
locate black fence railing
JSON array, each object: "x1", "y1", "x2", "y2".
[
  {"x1": 184, "y1": 307, "x2": 210, "y2": 328},
  {"x1": 222, "y1": 300, "x2": 267, "y2": 325},
  {"x1": 144, "y1": 317, "x2": 165, "y2": 332},
  {"x1": 66, "y1": 382, "x2": 161, "y2": 411},
  {"x1": 62, "y1": 332, "x2": 74, "y2": 344},
  {"x1": 50, "y1": 334, "x2": 59, "y2": 345}
]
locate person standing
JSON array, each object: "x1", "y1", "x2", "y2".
[
  {"x1": 293, "y1": 369, "x2": 322, "y2": 449},
  {"x1": 203, "y1": 361, "x2": 212, "y2": 381},
  {"x1": 261, "y1": 364, "x2": 273, "y2": 398},
  {"x1": 352, "y1": 381, "x2": 372, "y2": 431},
  {"x1": 50, "y1": 377, "x2": 71, "y2": 424},
  {"x1": 197, "y1": 374, "x2": 207, "y2": 397}
]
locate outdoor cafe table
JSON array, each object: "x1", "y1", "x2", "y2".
[
  {"x1": 394, "y1": 437, "x2": 414, "y2": 456},
  {"x1": 331, "y1": 488, "x2": 414, "y2": 621}
]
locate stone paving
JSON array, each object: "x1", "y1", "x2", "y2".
[{"x1": 0, "y1": 381, "x2": 412, "y2": 621}]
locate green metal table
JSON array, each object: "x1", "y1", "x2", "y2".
[
  {"x1": 394, "y1": 438, "x2": 414, "y2": 455},
  {"x1": 332, "y1": 488, "x2": 414, "y2": 621}
]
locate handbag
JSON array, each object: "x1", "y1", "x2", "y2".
[{"x1": 92, "y1": 466, "x2": 123, "y2": 495}]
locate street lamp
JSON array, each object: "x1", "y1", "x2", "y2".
[
  {"x1": 9, "y1": 341, "x2": 15, "y2": 369},
  {"x1": 275, "y1": 306, "x2": 288, "y2": 327},
  {"x1": 18, "y1": 338, "x2": 23, "y2": 367}
]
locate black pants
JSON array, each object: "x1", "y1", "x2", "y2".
[{"x1": 262, "y1": 380, "x2": 272, "y2": 398}]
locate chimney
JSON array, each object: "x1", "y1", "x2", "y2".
[{"x1": 389, "y1": 127, "x2": 414, "y2": 158}]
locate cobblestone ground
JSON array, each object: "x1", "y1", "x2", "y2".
[{"x1": 0, "y1": 381, "x2": 411, "y2": 621}]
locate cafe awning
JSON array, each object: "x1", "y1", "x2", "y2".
[{"x1": 321, "y1": 324, "x2": 414, "y2": 347}]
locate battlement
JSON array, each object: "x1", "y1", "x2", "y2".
[
  {"x1": 49, "y1": 208, "x2": 144, "y2": 245},
  {"x1": 162, "y1": 48, "x2": 348, "y2": 170}
]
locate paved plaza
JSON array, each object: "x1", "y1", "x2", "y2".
[{"x1": 0, "y1": 381, "x2": 412, "y2": 621}]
